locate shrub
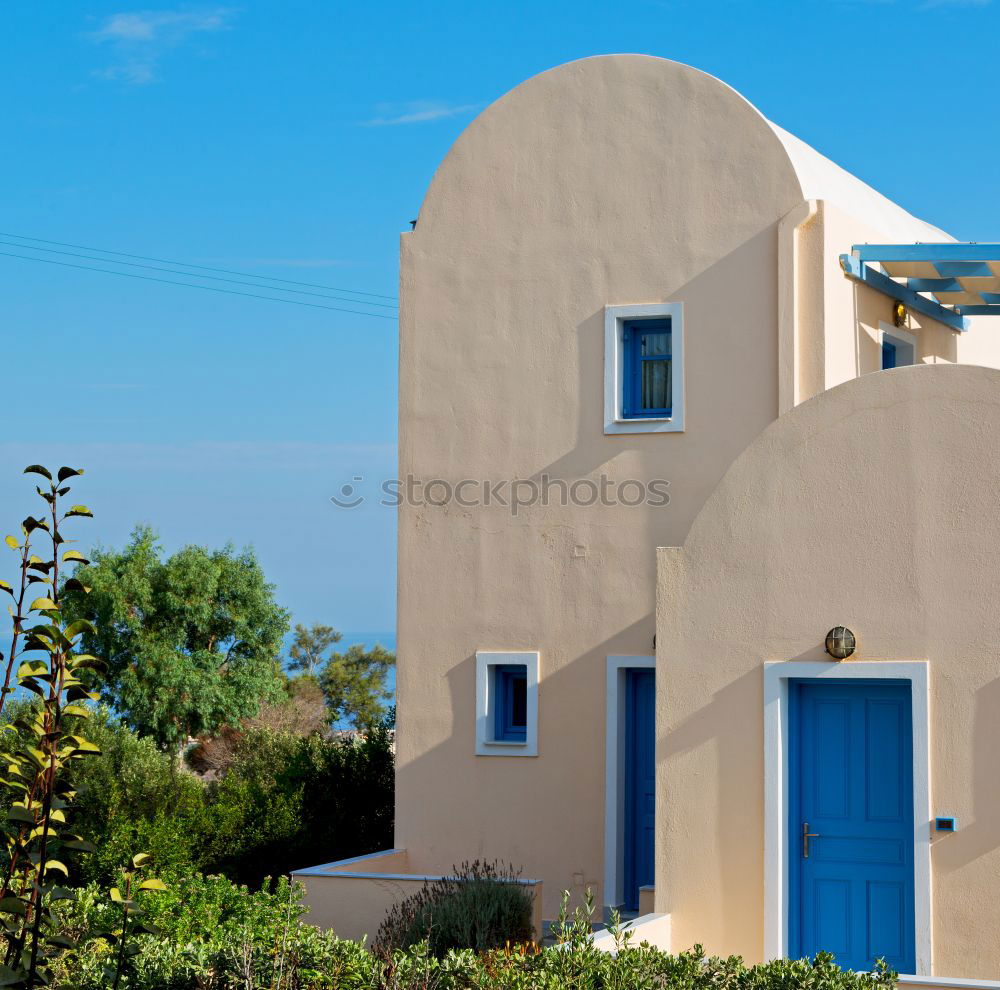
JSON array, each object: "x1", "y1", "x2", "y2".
[
  {"x1": 374, "y1": 860, "x2": 535, "y2": 958},
  {"x1": 199, "y1": 721, "x2": 395, "y2": 887},
  {"x1": 53, "y1": 869, "x2": 346, "y2": 990},
  {"x1": 53, "y1": 879, "x2": 900, "y2": 990},
  {"x1": 56, "y1": 715, "x2": 394, "y2": 889}
]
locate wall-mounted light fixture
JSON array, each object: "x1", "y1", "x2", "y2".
[
  {"x1": 893, "y1": 301, "x2": 908, "y2": 328},
  {"x1": 825, "y1": 626, "x2": 856, "y2": 660}
]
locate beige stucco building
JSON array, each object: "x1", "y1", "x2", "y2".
[{"x1": 295, "y1": 56, "x2": 1000, "y2": 982}]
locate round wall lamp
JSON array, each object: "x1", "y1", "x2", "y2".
[{"x1": 825, "y1": 626, "x2": 856, "y2": 660}]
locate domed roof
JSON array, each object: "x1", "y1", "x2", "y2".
[{"x1": 766, "y1": 120, "x2": 952, "y2": 243}]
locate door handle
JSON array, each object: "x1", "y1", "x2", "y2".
[{"x1": 802, "y1": 822, "x2": 820, "y2": 859}]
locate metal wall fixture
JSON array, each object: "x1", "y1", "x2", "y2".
[{"x1": 825, "y1": 626, "x2": 856, "y2": 660}]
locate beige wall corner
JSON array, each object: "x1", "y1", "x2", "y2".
[
  {"x1": 777, "y1": 199, "x2": 820, "y2": 413},
  {"x1": 638, "y1": 884, "x2": 656, "y2": 916}
]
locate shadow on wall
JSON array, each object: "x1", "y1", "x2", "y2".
[
  {"x1": 533, "y1": 223, "x2": 783, "y2": 522},
  {"x1": 932, "y1": 674, "x2": 1000, "y2": 872},
  {"x1": 395, "y1": 611, "x2": 657, "y2": 919},
  {"x1": 658, "y1": 668, "x2": 761, "y2": 952}
]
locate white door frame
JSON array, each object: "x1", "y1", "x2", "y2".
[
  {"x1": 604, "y1": 655, "x2": 656, "y2": 912},
  {"x1": 763, "y1": 661, "x2": 932, "y2": 975}
]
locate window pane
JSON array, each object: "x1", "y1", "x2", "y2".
[
  {"x1": 640, "y1": 331, "x2": 670, "y2": 357},
  {"x1": 510, "y1": 675, "x2": 527, "y2": 728},
  {"x1": 642, "y1": 358, "x2": 672, "y2": 411}
]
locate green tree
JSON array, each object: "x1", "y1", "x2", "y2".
[
  {"x1": 286, "y1": 622, "x2": 341, "y2": 677},
  {"x1": 287, "y1": 623, "x2": 395, "y2": 729},
  {"x1": 63, "y1": 526, "x2": 289, "y2": 751},
  {"x1": 319, "y1": 642, "x2": 395, "y2": 730}
]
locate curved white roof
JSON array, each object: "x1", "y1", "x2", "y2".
[{"x1": 768, "y1": 121, "x2": 953, "y2": 243}]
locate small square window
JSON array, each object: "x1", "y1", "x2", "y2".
[
  {"x1": 623, "y1": 319, "x2": 672, "y2": 418},
  {"x1": 605, "y1": 304, "x2": 684, "y2": 434},
  {"x1": 879, "y1": 323, "x2": 916, "y2": 370},
  {"x1": 476, "y1": 651, "x2": 539, "y2": 757},
  {"x1": 494, "y1": 665, "x2": 527, "y2": 741}
]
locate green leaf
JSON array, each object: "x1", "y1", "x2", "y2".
[
  {"x1": 69, "y1": 739, "x2": 101, "y2": 756},
  {"x1": 61, "y1": 550, "x2": 89, "y2": 565},
  {"x1": 131, "y1": 852, "x2": 152, "y2": 868},
  {"x1": 0, "y1": 897, "x2": 27, "y2": 916},
  {"x1": 29, "y1": 597, "x2": 57, "y2": 612},
  {"x1": 0, "y1": 581, "x2": 11, "y2": 596},
  {"x1": 138, "y1": 877, "x2": 167, "y2": 891},
  {"x1": 3, "y1": 536, "x2": 17, "y2": 550},
  {"x1": 63, "y1": 578, "x2": 91, "y2": 594},
  {"x1": 42, "y1": 859, "x2": 68, "y2": 876},
  {"x1": 62, "y1": 838, "x2": 97, "y2": 853},
  {"x1": 109, "y1": 887, "x2": 123, "y2": 903},
  {"x1": 45, "y1": 934, "x2": 77, "y2": 949},
  {"x1": 65, "y1": 505, "x2": 93, "y2": 518},
  {"x1": 64, "y1": 619, "x2": 95, "y2": 639},
  {"x1": 56, "y1": 467, "x2": 83, "y2": 483},
  {"x1": 60, "y1": 705, "x2": 91, "y2": 718},
  {"x1": 23, "y1": 465, "x2": 52, "y2": 480}
]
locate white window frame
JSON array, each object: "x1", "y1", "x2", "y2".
[
  {"x1": 603, "y1": 655, "x2": 656, "y2": 912},
  {"x1": 879, "y1": 322, "x2": 918, "y2": 369},
  {"x1": 475, "y1": 651, "x2": 539, "y2": 757},
  {"x1": 604, "y1": 303, "x2": 685, "y2": 435},
  {"x1": 762, "y1": 660, "x2": 931, "y2": 976}
]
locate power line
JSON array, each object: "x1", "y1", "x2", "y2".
[
  {"x1": 0, "y1": 240, "x2": 398, "y2": 310},
  {"x1": 0, "y1": 250, "x2": 398, "y2": 320},
  {"x1": 0, "y1": 230, "x2": 398, "y2": 301}
]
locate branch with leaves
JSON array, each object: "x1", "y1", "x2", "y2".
[{"x1": 0, "y1": 466, "x2": 165, "y2": 989}]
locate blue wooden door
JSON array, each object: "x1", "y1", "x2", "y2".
[
  {"x1": 624, "y1": 669, "x2": 655, "y2": 911},
  {"x1": 790, "y1": 681, "x2": 915, "y2": 972}
]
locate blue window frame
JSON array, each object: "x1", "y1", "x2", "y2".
[
  {"x1": 494, "y1": 665, "x2": 527, "y2": 742},
  {"x1": 882, "y1": 339, "x2": 897, "y2": 370},
  {"x1": 623, "y1": 318, "x2": 672, "y2": 418}
]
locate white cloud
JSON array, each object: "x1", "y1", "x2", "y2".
[
  {"x1": 88, "y1": 7, "x2": 236, "y2": 84},
  {"x1": 363, "y1": 101, "x2": 481, "y2": 127}
]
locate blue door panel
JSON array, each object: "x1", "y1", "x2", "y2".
[
  {"x1": 624, "y1": 669, "x2": 655, "y2": 911},
  {"x1": 790, "y1": 682, "x2": 915, "y2": 973}
]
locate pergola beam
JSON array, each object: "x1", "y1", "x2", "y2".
[
  {"x1": 854, "y1": 243, "x2": 1000, "y2": 263},
  {"x1": 839, "y1": 254, "x2": 968, "y2": 332}
]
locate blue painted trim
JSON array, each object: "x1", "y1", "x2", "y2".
[
  {"x1": 906, "y1": 277, "x2": 962, "y2": 293},
  {"x1": 789, "y1": 679, "x2": 916, "y2": 972},
  {"x1": 839, "y1": 254, "x2": 968, "y2": 332},
  {"x1": 882, "y1": 339, "x2": 897, "y2": 370},
  {"x1": 494, "y1": 664, "x2": 527, "y2": 742},
  {"x1": 853, "y1": 244, "x2": 1000, "y2": 263},
  {"x1": 623, "y1": 669, "x2": 655, "y2": 912},
  {"x1": 954, "y1": 305, "x2": 1000, "y2": 316},
  {"x1": 622, "y1": 318, "x2": 672, "y2": 419}
]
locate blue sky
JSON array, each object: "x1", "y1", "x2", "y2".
[{"x1": 3, "y1": 0, "x2": 998, "y2": 633}]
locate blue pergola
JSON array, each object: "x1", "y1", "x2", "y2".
[{"x1": 839, "y1": 244, "x2": 1000, "y2": 333}]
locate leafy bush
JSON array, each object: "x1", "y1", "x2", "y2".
[
  {"x1": 53, "y1": 869, "x2": 345, "y2": 990},
  {"x1": 374, "y1": 861, "x2": 535, "y2": 958},
  {"x1": 51, "y1": 710, "x2": 394, "y2": 889},
  {"x1": 53, "y1": 872, "x2": 900, "y2": 990},
  {"x1": 198, "y1": 720, "x2": 395, "y2": 887}
]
